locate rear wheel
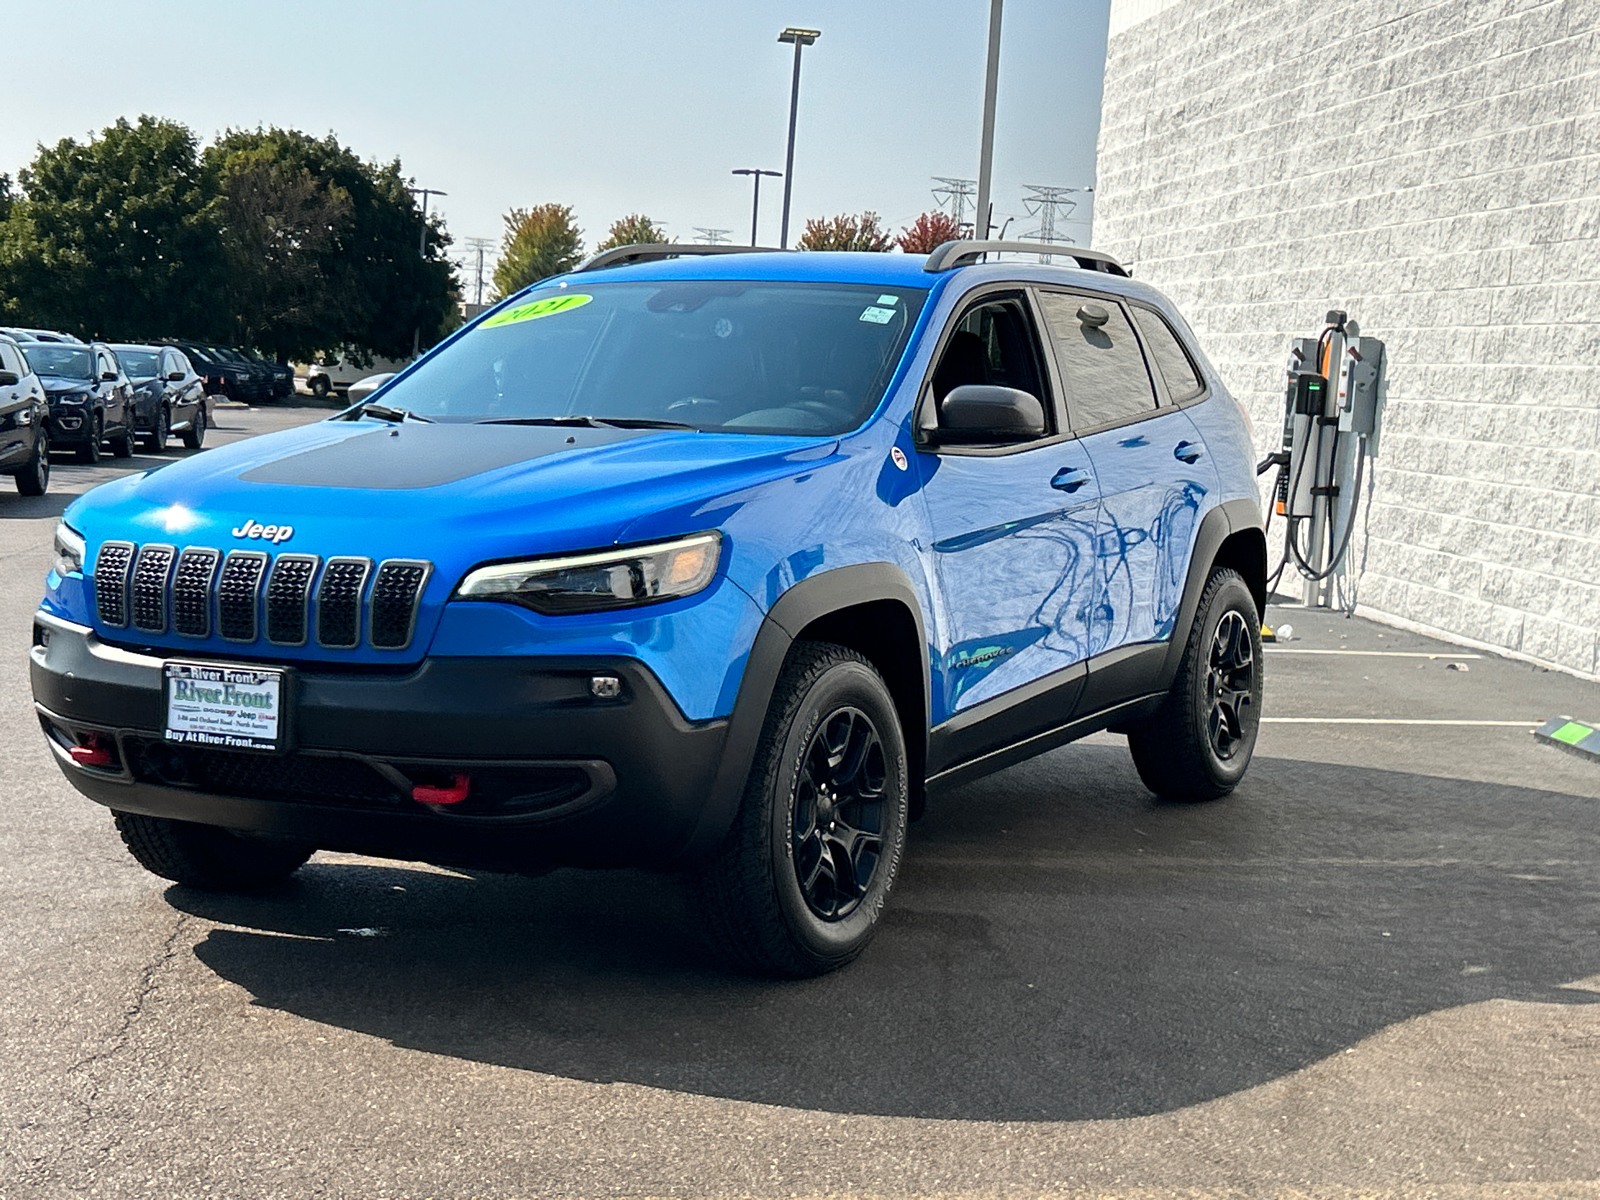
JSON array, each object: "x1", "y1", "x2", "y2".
[
  {"x1": 113, "y1": 812, "x2": 313, "y2": 891},
  {"x1": 309, "y1": 376, "x2": 331, "y2": 399},
  {"x1": 697, "y1": 643, "x2": 909, "y2": 977},
  {"x1": 14, "y1": 429, "x2": 48, "y2": 495},
  {"x1": 75, "y1": 414, "x2": 103, "y2": 464},
  {"x1": 1127, "y1": 567, "x2": 1262, "y2": 801},
  {"x1": 180, "y1": 405, "x2": 207, "y2": 449}
]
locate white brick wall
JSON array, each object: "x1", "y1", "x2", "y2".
[{"x1": 1096, "y1": 0, "x2": 1600, "y2": 678}]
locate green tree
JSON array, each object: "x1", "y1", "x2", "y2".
[
  {"x1": 596, "y1": 213, "x2": 670, "y2": 251},
  {"x1": 0, "y1": 117, "x2": 214, "y2": 338},
  {"x1": 896, "y1": 211, "x2": 963, "y2": 254},
  {"x1": 797, "y1": 211, "x2": 893, "y2": 252},
  {"x1": 494, "y1": 204, "x2": 583, "y2": 294},
  {"x1": 0, "y1": 174, "x2": 13, "y2": 225}
]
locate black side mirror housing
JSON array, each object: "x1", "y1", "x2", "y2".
[
  {"x1": 101, "y1": 370, "x2": 118, "y2": 382},
  {"x1": 934, "y1": 384, "x2": 1047, "y2": 443},
  {"x1": 0, "y1": 371, "x2": 18, "y2": 387},
  {"x1": 167, "y1": 370, "x2": 185, "y2": 382}
]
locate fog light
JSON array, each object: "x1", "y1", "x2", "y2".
[{"x1": 590, "y1": 674, "x2": 622, "y2": 699}]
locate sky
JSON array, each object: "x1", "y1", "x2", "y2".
[{"x1": 3, "y1": 0, "x2": 1113, "y2": 287}]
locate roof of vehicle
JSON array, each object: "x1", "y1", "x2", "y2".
[
  {"x1": 108, "y1": 342, "x2": 163, "y2": 352},
  {"x1": 566, "y1": 250, "x2": 939, "y2": 287}
]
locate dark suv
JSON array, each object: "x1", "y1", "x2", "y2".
[
  {"x1": 108, "y1": 344, "x2": 210, "y2": 451},
  {"x1": 0, "y1": 334, "x2": 51, "y2": 495},
  {"x1": 26, "y1": 341, "x2": 134, "y2": 462},
  {"x1": 33, "y1": 241, "x2": 1265, "y2": 976}
]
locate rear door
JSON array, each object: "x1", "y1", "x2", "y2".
[{"x1": 1035, "y1": 288, "x2": 1211, "y2": 700}]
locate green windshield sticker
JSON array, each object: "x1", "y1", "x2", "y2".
[
  {"x1": 876, "y1": 294, "x2": 900, "y2": 306},
  {"x1": 1552, "y1": 721, "x2": 1594, "y2": 746},
  {"x1": 481, "y1": 293, "x2": 593, "y2": 328}
]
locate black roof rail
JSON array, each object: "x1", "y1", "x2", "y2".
[
  {"x1": 922, "y1": 239, "x2": 1130, "y2": 277},
  {"x1": 573, "y1": 243, "x2": 787, "y2": 273}
]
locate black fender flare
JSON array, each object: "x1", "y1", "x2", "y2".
[
  {"x1": 670, "y1": 562, "x2": 930, "y2": 867},
  {"x1": 1154, "y1": 496, "x2": 1266, "y2": 693}
]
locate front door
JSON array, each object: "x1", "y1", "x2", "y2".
[{"x1": 915, "y1": 291, "x2": 1102, "y2": 762}]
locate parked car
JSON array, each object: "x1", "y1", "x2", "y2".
[
  {"x1": 0, "y1": 334, "x2": 51, "y2": 495},
  {"x1": 304, "y1": 352, "x2": 413, "y2": 398},
  {"x1": 205, "y1": 345, "x2": 278, "y2": 402},
  {"x1": 0, "y1": 326, "x2": 83, "y2": 344},
  {"x1": 109, "y1": 344, "x2": 210, "y2": 451},
  {"x1": 24, "y1": 340, "x2": 134, "y2": 462},
  {"x1": 32, "y1": 241, "x2": 1266, "y2": 977},
  {"x1": 235, "y1": 347, "x2": 294, "y2": 399},
  {"x1": 165, "y1": 341, "x2": 269, "y2": 404}
]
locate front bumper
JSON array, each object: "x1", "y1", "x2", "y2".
[
  {"x1": 47, "y1": 407, "x2": 93, "y2": 445},
  {"x1": 30, "y1": 612, "x2": 732, "y2": 871}
]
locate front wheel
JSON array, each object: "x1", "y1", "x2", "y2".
[
  {"x1": 75, "y1": 414, "x2": 103, "y2": 464},
  {"x1": 113, "y1": 812, "x2": 313, "y2": 891},
  {"x1": 309, "y1": 376, "x2": 331, "y2": 399},
  {"x1": 180, "y1": 405, "x2": 207, "y2": 449},
  {"x1": 14, "y1": 429, "x2": 48, "y2": 495},
  {"x1": 142, "y1": 405, "x2": 170, "y2": 452},
  {"x1": 696, "y1": 643, "x2": 909, "y2": 977},
  {"x1": 1127, "y1": 567, "x2": 1262, "y2": 801}
]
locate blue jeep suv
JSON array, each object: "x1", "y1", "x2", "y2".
[{"x1": 31, "y1": 241, "x2": 1266, "y2": 976}]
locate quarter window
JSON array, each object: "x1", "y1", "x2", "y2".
[
  {"x1": 1131, "y1": 307, "x2": 1205, "y2": 403},
  {"x1": 1037, "y1": 292, "x2": 1157, "y2": 429}
]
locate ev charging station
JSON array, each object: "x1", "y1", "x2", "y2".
[{"x1": 1265, "y1": 311, "x2": 1388, "y2": 612}]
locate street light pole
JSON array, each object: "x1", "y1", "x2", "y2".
[
  {"x1": 974, "y1": 0, "x2": 1003, "y2": 241},
  {"x1": 776, "y1": 27, "x2": 819, "y2": 249},
  {"x1": 732, "y1": 168, "x2": 782, "y2": 245},
  {"x1": 407, "y1": 186, "x2": 447, "y2": 357}
]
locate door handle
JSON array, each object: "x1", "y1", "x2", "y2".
[
  {"x1": 1051, "y1": 466, "x2": 1090, "y2": 493},
  {"x1": 1174, "y1": 440, "x2": 1204, "y2": 464}
]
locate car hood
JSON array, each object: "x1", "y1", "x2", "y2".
[
  {"x1": 40, "y1": 375, "x2": 92, "y2": 392},
  {"x1": 60, "y1": 418, "x2": 839, "y2": 661}
]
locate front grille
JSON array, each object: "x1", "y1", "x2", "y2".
[
  {"x1": 316, "y1": 557, "x2": 372, "y2": 649},
  {"x1": 171, "y1": 548, "x2": 219, "y2": 638},
  {"x1": 369, "y1": 560, "x2": 432, "y2": 649},
  {"x1": 217, "y1": 551, "x2": 268, "y2": 642},
  {"x1": 264, "y1": 554, "x2": 320, "y2": 646},
  {"x1": 92, "y1": 542, "x2": 428, "y2": 652},
  {"x1": 94, "y1": 541, "x2": 136, "y2": 628},
  {"x1": 131, "y1": 545, "x2": 176, "y2": 633}
]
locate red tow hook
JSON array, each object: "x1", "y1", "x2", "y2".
[
  {"x1": 69, "y1": 734, "x2": 114, "y2": 768},
  {"x1": 412, "y1": 773, "x2": 471, "y2": 806}
]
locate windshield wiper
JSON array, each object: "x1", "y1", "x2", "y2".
[
  {"x1": 345, "y1": 402, "x2": 433, "y2": 424},
  {"x1": 476, "y1": 415, "x2": 696, "y2": 431}
]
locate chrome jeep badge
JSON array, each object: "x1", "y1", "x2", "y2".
[{"x1": 231, "y1": 519, "x2": 294, "y2": 544}]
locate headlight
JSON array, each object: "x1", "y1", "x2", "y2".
[
  {"x1": 53, "y1": 523, "x2": 85, "y2": 577},
  {"x1": 455, "y1": 532, "x2": 721, "y2": 615},
  {"x1": 56, "y1": 394, "x2": 86, "y2": 404}
]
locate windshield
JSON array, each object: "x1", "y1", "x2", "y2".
[
  {"x1": 182, "y1": 344, "x2": 215, "y2": 363},
  {"x1": 116, "y1": 350, "x2": 160, "y2": 378},
  {"x1": 211, "y1": 347, "x2": 247, "y2": 364},
  {"x1": 375, "y1": 280, "x2": 928, "y2": 435},
  {"x1": 28, "y1": 345, "x2": 94, "y2": 380}
]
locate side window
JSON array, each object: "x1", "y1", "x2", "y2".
[
  {"x1": 14, "y1": 344, "x2": 33, "y2": 377},
  {"x1": 1037, "y1": 291, "x2": 1157, "y2": 429},
  {"x1": 928, "y1": 295, "x2": 1051, "y2": 432},
  {"x1": 1131, "y1": 307, "x2": 1205, "y2": 403},
  {"x1": 161, "y1": 351, "x2": 179, "y2": 377},
  {"x1": 99, "y1": 351, "x2": 116, "y2": 379},
  {"x1": 0, "y1": 343, "x2": 19, "y2": 375}
]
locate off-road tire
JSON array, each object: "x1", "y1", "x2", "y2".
[
  {"x1": 1127, "y1": 567, "x2": 1262, "y2": 802},
  {"x1": 180, "y1": 406, "x2": 206, "y2": 449},
  {"x1": 14, "y1": 429, "x2": 48, "y2": 495},
  {"x1": 113, "y1": 811, "x2": 313, "y2": 892},
  {"x1": 696, "y1": 642, "x2": 909, "y2": 977},
  {"x1": 76, "y1": 414, "x2": 103, "y2": 464}
]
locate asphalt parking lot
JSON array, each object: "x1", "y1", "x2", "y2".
[{"x1": 2, "y1": 402, "x2": 1598, "y2": 1198}]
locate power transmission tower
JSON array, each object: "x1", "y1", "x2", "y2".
[
  {"x1": 694, "y1": 228, "x2": 733, "y2": 244},
  {"x1": 931, "y1": 177, "x2": 977, "y2": 235},
  {"x1": 1020, "y1": 185, "x2": 1093, "y2": 249},
  {"x1": 463, "y1": 236, "x2": 496, "y2": 306}
]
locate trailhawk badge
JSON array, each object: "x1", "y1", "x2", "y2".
[{"x1": 231, "y1": 519, "x2": 294, "y2": 544}]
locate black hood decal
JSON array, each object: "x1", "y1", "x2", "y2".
[{"x1": 238, "y1": 423, "x2": 652, "y2": 490}]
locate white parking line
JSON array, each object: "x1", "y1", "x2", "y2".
[
  {"x1": 1265, "y1": 649, "x2": 1483, "y2": 658},
  {"x1": 1261, "y1": 717, "x2": 1536, "y2": 726}
]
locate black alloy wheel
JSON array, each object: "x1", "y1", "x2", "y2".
[
  {"x1": 181, "y1": 405, "x2": 206, "y2": 449},
  {"x1": 144, "y1": 405, "x2": 170, "y2": 452},
  {"x1": 1206, "y1": 610, "x2": 1255, "y2": 761},
  {"x1": 791, "y1": 706, "x2": 888, "y2": 920},
  {"x1": 15, "y1": 428, "x2": 48, "y2": 495},
  {"x1": 76, "y1": 414, "x2": 103, "y2": 464}
]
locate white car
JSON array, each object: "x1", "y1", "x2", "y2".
[{"x1": 303, "y1": 353, "x2": 412, "y2": 398}]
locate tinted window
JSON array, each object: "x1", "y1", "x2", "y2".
[
  {"x1": 379, "y1": 281, "x2": 928, "y2": 435},
  {"x1": 928, "y1": 295, "x2": 1051, "y2": 435},
  {"x1": 171, "y1": 351, "x2": 193, "y2": 375},
  {"x1": 117, "y1": 350, "x2": 161, "y2": 378},
  {"x1": 0, "y1": 343, "x2": 19, "y2": 375},
  {"x1": 1038, "y1": 293, "x2": 1157, "y2": 428},
  {"x1": 1131, "y1": 307, "x2": 1204, "y2": 403},
  {"x1": 27, "y1": 345, "x2": 94, "y2": 379}
]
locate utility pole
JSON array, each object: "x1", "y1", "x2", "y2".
[
  {"x1": 407, "y1": 185, "x2": 447, "y2": 357},
  {"x1": 974, "y1": 0, "x2": 1003, "y2": 241},
  {"x1": 732, "y1": 168, "x2": 782, "y2": 245},
  {"x1": 931, "y1": 177, "x2": 978, "y2": 234},
  {"x1": 776, "y1": 27, "x2": 820, "y2": 249},
  {"x1": 694, "y1": 228, "x2": 733, "y2": 245},
  {"x1": 464, "y1": 236, "x2": 496, "y2": 306}
]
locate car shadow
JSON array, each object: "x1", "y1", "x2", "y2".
[{"x1": 169, "y1": 743, "x2": 1600, "y2": 1122}]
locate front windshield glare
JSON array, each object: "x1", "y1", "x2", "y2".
[
  {"x1": 376, "y1": 281, "x2": 928, "y2": 435},
  {"x1": 117, "y1": 350, "x2": 160, "y2": 378},
  {"x1": 29, "y1": 346, "x2": 93, "y2": 379}
]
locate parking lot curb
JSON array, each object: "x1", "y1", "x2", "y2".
[{"x1": 1534, "y1": 716, "x2": 1600, "y2": 763}]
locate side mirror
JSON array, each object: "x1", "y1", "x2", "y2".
[
  {"x1": 100, "y1": 370, "x2": 118, "y2": 382},
  {"x1": 166, "y1": 370, "x2": 185, "y2": 382},
  {"x1": 0, "y1": 371, "x2": 18, "y2": 387},
  {"x1": 935, "y1": 384, "x2": 1046, "y2": 443}
]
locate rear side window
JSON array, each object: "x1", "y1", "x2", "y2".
[
  {"x1": 1131, "y1": 307, "x2": 1205, "y2": 403},
  {"x1": 1037, "y1": 292, "x2": 1156, "y2": 429}
]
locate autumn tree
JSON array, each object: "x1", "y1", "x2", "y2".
[
  {"x1": 897, "y1": 211, "x2": 963, "y2": 255},
  {"x1": 494, "y1": 204, "x2": 584, "y2": 294},
  {"x1": 597, "y1": 213, "x2": 670, "y2": 250},
  {"x1": 796, "y1": 211, "x2": 893, "y2": 252}
]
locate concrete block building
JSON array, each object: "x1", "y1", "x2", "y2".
[{"x1": 1095, "y1": 0, "x2": 1599, "y2": 678}]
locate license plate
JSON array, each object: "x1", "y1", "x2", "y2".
[{"x1": 163, "y1": 661, "x2": 285, "y2": 752}]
